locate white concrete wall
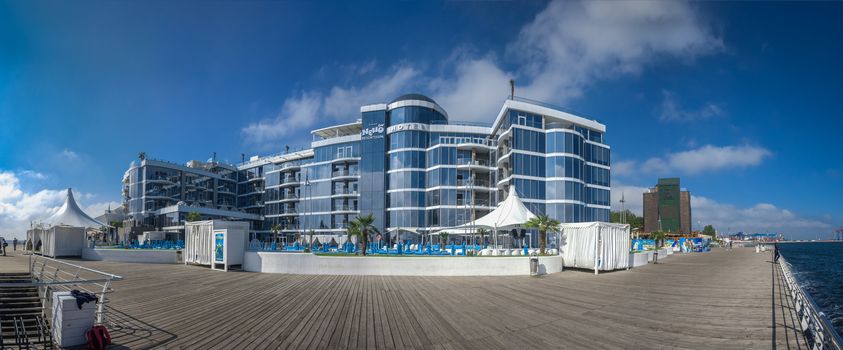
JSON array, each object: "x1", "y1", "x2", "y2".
[
  {"x1": 629, "y1": 252, "x2": 649, "y2": 267},
  {"x1": 645, "y1": 249, "x2": 670, "y2": 262},
  {"x1": 244, "y1": 252, "x2": 564, "y2": 276},
  {"x1": 82, "y1": 247, "x2": 179, "y2": 264}
]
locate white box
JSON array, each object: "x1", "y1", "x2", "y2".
[{"x1": 52, "y1": 292, "x2": 97, "y2": 348}]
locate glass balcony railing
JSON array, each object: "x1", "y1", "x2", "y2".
[
  {"x1": 456, "y1": 179, "x2": 492, "y2": 187},
  {"x1": 456, "y1": 158, "x2": 491, "y2": 167},
  {"x1": 332, "y1": 170, "x2": 359, "y2": 177},
  {"x1": 456, "y1": 199, "x2": 492, "y2": 207},
  {"x1": 333, "y1": 188, "x2": 358, "y2": 195},
  {"x1": 332, "y1": 205, "x2": 358, "y2": 211}
]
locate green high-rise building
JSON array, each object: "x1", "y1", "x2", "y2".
[{"x1": 643, "y1": 178, "x2": 692, "y2": 233}]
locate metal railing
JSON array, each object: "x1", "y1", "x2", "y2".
[
  {"x1": 778, "y1": 256, "x2": 843, "y2": 349},
  {"x1": 2, "y1": 255, "x2": 125, "y2": 326}
]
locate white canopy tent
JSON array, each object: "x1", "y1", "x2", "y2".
[
  {"x1": 27, "y1": 188, "x2": 106, "y2": 257},
  {"x1": 42, "y1": 188, "x2": 108, "y2": 228},
  {"x1": 559, "y1": 222, "x2": 631, "y2": 274},
  {"x1": 441, "y1": 186, "x2": 537, "y2": 248}
]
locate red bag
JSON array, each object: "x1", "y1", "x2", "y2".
[{"x1": 85, "y1": 325, "x2": 112, "y2": 350}]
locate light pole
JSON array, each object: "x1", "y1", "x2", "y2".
[{"x1": 619, "y1": 192, "x2": 626, "y2": 225}]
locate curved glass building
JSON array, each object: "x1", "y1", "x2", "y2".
[{"x1": 123, "y1": 94, "x2": 610, "y2": 243}]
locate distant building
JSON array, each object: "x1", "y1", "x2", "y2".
[
  {"x1": 643, "y1": 178, "x2": 691, "y2": 233},
  {"x1": 94, "y1": 204, "x2": 128, "y2": 226}
]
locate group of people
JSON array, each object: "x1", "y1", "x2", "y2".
[{"x1": 0, "y1": 237, "x2": 19, "y2": 256}]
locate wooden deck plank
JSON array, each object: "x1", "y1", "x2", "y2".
[{"x1": 0, "y1": 248, "x2": 811, "y2": 349}]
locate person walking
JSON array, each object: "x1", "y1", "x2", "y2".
[
  {"x1": 773, "y1": 242, "x2": 780, "y2": 263},
  {"x1": 0, "y1": 237, "x2": 6, "y2": 256},
  {"x1": 13, "y1": 238, "x2": 18, "y2": 251}
]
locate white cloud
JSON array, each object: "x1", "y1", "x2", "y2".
[
  {"x1": 611, "y1": 160, "x2": 637, "y2": 178},
  {"x1": 60, "y1": 149, "x2": 79, "y2": 160},
  {"x1": 659, "y1": 90, "x2": 724, "y2": 122},
  {"x1": 431, "y1": 58, "x2": 513, "y2": 121},
  {"x1": 691, "y1": 195, "x2": 831, "y2": 237},
  {"x1": 19, "y1": 170, "x2": 47, "y2": 180},
  {"x1": 612, "y1": 181, "x2": 832, "y2": 238},
  {"x1": 242, "y1": 0, "x2": 722, "y2": 145},
  {"x1": 628, "y1": 144, "x2": 772, "y2": 176},
  {"x1": 0, "y1": 171, "x2": 116, "y2": 240},
  {"x1": 511, "y1": 1, "x2": 722, "y2": 103},
  {"x1": 242, "y1": 66, "x2": 419, "y2": 147},
  {"x1": 611, "y1": 182, "x2": 650, "y2": 215}
]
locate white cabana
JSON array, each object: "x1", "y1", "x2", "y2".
[
  {"x1": 27, "y1": 188, "x2": 105, "y2": 257},
  {"x1": 443, "y1": 186, "x2": 537, "y2": 248},
  {"x1": 559, "y1": 222, "x2": 630, "y2": 274}
]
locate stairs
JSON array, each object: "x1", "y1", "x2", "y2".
[{"x1": 0, "y1": 272, "x2": 53, "y2": 349}]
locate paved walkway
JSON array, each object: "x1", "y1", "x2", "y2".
[{"x1": 0, "y1": 248, "x2": 806, "y2": 349}]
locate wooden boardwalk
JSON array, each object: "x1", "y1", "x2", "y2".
[{"x1": 0, "y1": 248, "x2": 807, "y2": 349}]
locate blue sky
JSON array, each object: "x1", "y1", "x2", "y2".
[{"x1": 1, "y1": 1, "x2": 841, "y2": 240}]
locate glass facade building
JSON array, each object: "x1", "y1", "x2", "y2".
[{"x1": 122, "y1": 94, "x2": 610, "y2": 241}]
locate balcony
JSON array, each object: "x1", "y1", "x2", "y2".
[
  {"x1": 455, "y1": 199, "x2": 493, "y2": 208},
  {"x1": 238, "y1": 187, "x2": 264, "y2": 196},
  {"x1": 456, "y1": 138, "x2": 497, "y2": 151},
  {"x1": 332, "y1": 188, "x2": 359, "y2": 196},
  {"x1": 456, "y1": 158, "x2": 494, "y2": 172},
  {"x1": 331, "y1": 170, "x2": 359, "y2": 179},
  {"x1": 331, "y1": 156, "x2": 359, "y2": 164},
  {"x1": 456, "y1": 179, "x2": 492, "y2": 188},
  {"x1": 241, "y1": 202, "x2": 264, "y2": 209},
  {"x1": 279, "y1": 180, "x2": 302, "y2": 188},
  {"x1": 332, "y1": 205, "x2": 359, "y2": 212},
  {"x1": 333, "y1": 222, "x2": 350, "y2": 229},
  {"x1": 280, "y1": 208, "x2": 298, "y2": 216}
]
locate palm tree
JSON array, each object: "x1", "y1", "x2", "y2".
[
  {"x1": 525, "y1": 215, "x2": 561, "y2": 254},
  {"x1": 185, "y1": 212, "x2": 201, "y2": 222},
  {"x1": 439, "y1": 232, "x2": 449, "y2": 249},
  {"x1": 347, "y1": 214, "x2": 379, "y2": 256},
  {"x1": 476, "y1": 228, "x2": 488, "y2": 246},
  {"x1": 271, "y1": 224, "x2": 281, "y2": 243}
]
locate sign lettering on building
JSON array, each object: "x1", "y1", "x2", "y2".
[
  {"x1": 386, "y1": 123, "x2": 429, "y2": 134},
  {"x1": 361, "y1": 123, "x2": 385, "y2": 140}
]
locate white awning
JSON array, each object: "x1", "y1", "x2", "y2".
[{"x1": 41, "y1": 188, "x2": 107, "y2": 228}]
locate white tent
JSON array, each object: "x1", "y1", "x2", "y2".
[
  {"x1": 42, "y1": 188, "x2": 107, "y2": 228},
  {"x1": 559, "y1": 222, "x2": 630, "y2": 274},
  {"x1": 27, "y1": 188, "x2": 104, "y2": 257},
  {"x1": 442, "y1": 186, "x2": 537, "y2": 248}
]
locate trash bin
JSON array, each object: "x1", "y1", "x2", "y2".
[
  {"x1": 176, "y1": 250, "x2": 184, "y2": 263},
  {"x1": 530, "y1": 255, "x2": 539, "y2": 276},
  {"x1": 653, "y1": 250, "x2": 659, "y2": 264}
]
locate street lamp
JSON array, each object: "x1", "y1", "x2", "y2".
[{"x1": 619, "y1": 192, "x2": 626, "y2": 225}]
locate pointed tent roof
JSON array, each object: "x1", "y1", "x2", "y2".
[
  {"x1": 42, "y1": 188, "x2": 107, "y2": 228},
  {"x1": 440, "y1": 186, "x2": 537, "y2": 233}
]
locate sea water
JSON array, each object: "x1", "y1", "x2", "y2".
[{"x1": 778, "y1": 242, "x2": 843, "y2": 335}]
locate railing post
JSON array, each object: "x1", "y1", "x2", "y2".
[{"x1": 98, "y1": 279, "x2": 111, "y2": 325}]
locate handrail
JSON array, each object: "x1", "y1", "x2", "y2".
[
  {"x1": 24, "y1": 255, "x2": 124, "y2": 326},
  {"x1": 778, "y1": 256, "x2": 843, "y2": 349}
]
